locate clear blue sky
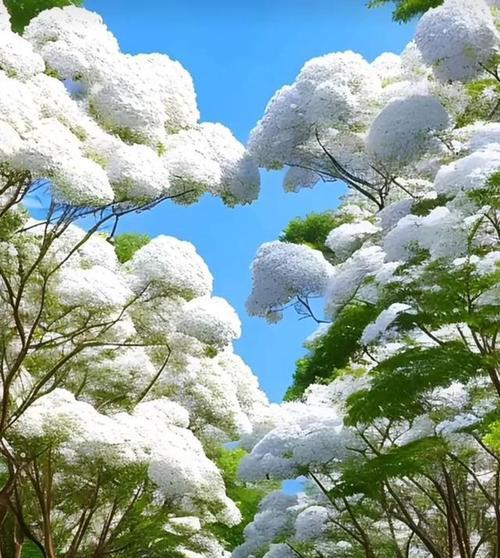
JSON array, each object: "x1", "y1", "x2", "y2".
[{"x1": 84, "y1": 0, "x2": 415, "y2": 402}]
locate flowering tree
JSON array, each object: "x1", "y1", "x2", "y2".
[
  {"x1": 0, "y1": 3, "x2": 272, "y2": 557},
  {"x1": 237, "y1": 0, "x2": 500, "y2": 556}
]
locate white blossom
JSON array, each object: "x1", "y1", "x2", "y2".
[
  {"x1": 248, "y1": 51, "x2": 381, "y2": 170},
  {"x1": 55, "y1": 265, "x2": 132, "y2": 308},
  {"x1": 24, "y1": 6, "x2": 119, "y2": 82},
  {"x1": 384, "y1": 206, "x2": 468, "y2": 261},
  {"x1": 164, "y1": 123, "x2": 260, "y2": 205},
  {"x1": 246, "y1": 241, "x2": 334, "y2": 321},
  {"x1": 325, "y1": 246, "x2": 385, "y2": 317},
  {"x1": 366, "y1": 94, "x2": 449, "y2": 164},
  {"x1": 126, "y1": 235, "x2": 213, "y2": 298},
  {"x1": 361, "y1": 303, "x2": 413, "y2": 345},
  {"x1": 415, "y1": 0, "x2": 499, "y2": 82},
  {"x1": 325, "y1": 220, "x2": 379, "y2": 260},
  {"x1": 372, "y1": 52, "x2": 403, "y2": 83},
  {"x1": 177, "y1": 296, "x2": 241, "y2": 347},
  {"x1": 0, "y1": 30, "x2": 44, "y2": 80},
  {"x1": 434, "y1": 147, "x2": 500, "y2": 197},
  {"x1": 294, "y1": 505, "x2": 330, "y2": 541},
  {"x1": 107, "y1": 142, "x2": 170, "y2": 201}
]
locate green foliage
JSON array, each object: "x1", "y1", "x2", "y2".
[
  {"x1": 21, "y1": 542, "x2": 44, "y2": 558},
  {"x1": 367, "y1": 0, "x2": 443, "y2": 22},
  {"x1": 411, "y1": 196, "x2": 447, "y2": 216},
  {"x1": 346, "y1": 342, "x2": 486, "y2": 424},
  {"x1": 484, "y1": 424, "x2": 500, "y2": 452},
  {"x1": 213, "y1": 447, "x2": 276, "y2": 548},
  {"x1": 114, "y1": 233, "x2": 151, "y2": 263},
  {"x1": 455, "y1": 78, "x2": 500, "y2": 128},
  {"x1": 331, "y1": 437, "x2": 449, "y2": 498},
  {"x1": 5, "y1": 0, "x2": 84, "y2": 33},
  {"x1": 469, "y1": 170, "x2": 500, "y2": 210},
  {"x1": 284, "y1": 304, "x2": 379, "y2": 401},
  {"x1": 280, "y1": 211, "x2": 342, "y2": 255},
  {"x1": 484, "y1": 417, "x2": 500, "y2": 453}
]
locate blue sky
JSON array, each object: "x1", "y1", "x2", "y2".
[{"x1": 85, "y1": 0, "x2": 415, "y2": 402}]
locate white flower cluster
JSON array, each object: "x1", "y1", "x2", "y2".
[
  {"x1": 125, "y1": 235, "x2": 213, "y2": 299},
  {"x1": 246, "y1": 241, "x2": 334, "y2": 322},
  {"x1": 365, "y1": 94, "x2": 449, "y2": 165},
  {"x1": 415, "y1": 0, "x2": 498, "y2": 82},
  {"x1": 0, "y1": 4, "x2": 259, "y2": 207},
  {"x1": 246, "y1": 0, "x2": 500, "y2": 208},
  {"x1": 13, "y1": 389, "x2": 240, "y2": 524},
  {"x1": 248, "y1": 51, "x2": 381, "y2": 170},
  {"x1": 238, "y1": 376, "x2": 364, "y2": 481}
]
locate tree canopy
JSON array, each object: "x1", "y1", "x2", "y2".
[{"x1": 368, "y1": 0, "x2": 443, "y2": 22}]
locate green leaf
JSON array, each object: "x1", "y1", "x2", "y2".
[
  {"x1": 331, "y1": 437, "x2": 449, "y2": 498},
  {"x1": 347, "y1": 342, "x2": 486, "y2": 424},
  {"x1": 280, "y1": 211, "x2": 348, "y2": 258},
  {"x1": 114, "y1": 233, "x2": 151, "y2": 263},
  {"x1": 367, "y1": 0, "x2": 443, "y2": 22},
  {"x1": 284, "y1": 303, "x2": 379, "y2": 400},
  {"x1": 5, "y1": 0, "x2": 84, "y2": 33}
]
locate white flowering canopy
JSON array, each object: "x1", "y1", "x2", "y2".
[
  {"x1": 0, "y1": 4, "x2": 259, "y2": 207},
  {"x1": 0, "y1": 3, "x2": 271, "y2": 552},
  {"x1": 415, "y1": 0, "x2": 499, "y2": 82},
  {"x1": 238, "y1": 1, "x2": 500, "y2": 556},
  {"x1": 246, "y1": 241, "x2": 334, "y2": 322}
]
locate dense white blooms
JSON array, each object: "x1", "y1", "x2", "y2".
[
  {"x1": 378, "y1": 198, "x2": 415, "y2": 231},
  {"x1": 415, "y1": 0, "x2": 498, "y2": 82},
  {"x1": 0, "y1": 121, "x2": 22, "y2": 162},
  {"x1": 232, "y1": 492, "x2": 298, "y2": 558},
  {"x1": 12, "y1": 118, "x2": 82, "y2": 174},
  {"x1": 52, "y1": 156, "x2": 115, "y2": 206},
  {"x1": 263, "y1": 544, "x2": 295, "y2": 558},
  {"x1": 0, "y1": 6, "x2": 261, "y2": 207},
  {"x1": 24, "y1": 7, "x2": 119, "y2": 80},
  {"x1": 162, "y1": 353, "x2": 260, "y2": 438},
  {"x1": 371, "y1": 52, "x2": 404, "y2": 83},
  {"x1": 304, "y1": 374, "x2": 371, "y2": 412},
  {"x1": 325, "y1": 220, "x2": 379, "y2": 260},
  {"x1": 283, "y1": 167, "x2": 319, "y2": 193},
  {"x1": 325, "y1": 246, "x2": 385, "y2": 317},
  {"x1": 366, "y1": 94, "x2": 449, "y2": 164},
  {"x1": 130, "y1": 52, "x2": 199, "y2": 132},
  {"x1": 384, "y1": 206, "x2": 470, "y2": 262},
  {"x1": 164, "y1": 123, "x2": 260, "y2": 205},
  {"x1": 46, "y1": 223, "x2": 119, "y2": 270},
  {"x1": 246, "y1": 241, "x2": 334, "y2": 321},
  {"x1": 395, "y1": 415, "x2": 435, "y2": 446},
  {"x1": 296, "y1": 51, "x2": 382, "y2": 128},
  {"x1": 239, "y1": 4, "x2": 500, "y2": 558},
  {"x1": 126, "y1": 235, "x2": 213, "y2": 298},
  {"x1": 434, "y1": 147, "x2": 500, "y2": 196},
  {"x1": 361, "y1": 303, "x2": 413, "y2": 345},
  {"x1": 0, "y1": 30, "x2": 44, "y2": 80},
  {"x1": 468, "y1": 122, "x2": 500, "y2": 151},
  {"x1": 0, "y1": 0, "x2": 9, "y2": 31},
  {"x1": 177, "y1": 296, "x2": 241, "y2": 347},
  {"x1": 107, "y1": 143, "x2": 170, "y2": 201},
  {"x1": 239, "y1": 401, "x2": 356, "y2": 481},
  {"x1": 436, "y1": 413, "x2": 481, "y2": 436},
  {"x1": 294, "y1": 505, "x2": 330, "y2": 541},
  {"x1": 55, "y1": 265, "x2": 132, "y2": 308},
  {"x1": 248, "y1": 51, "x2": 381, "y2": 170},
  {"x1": 13, "y1": 389, "x2": 241, "y2": 523}
]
